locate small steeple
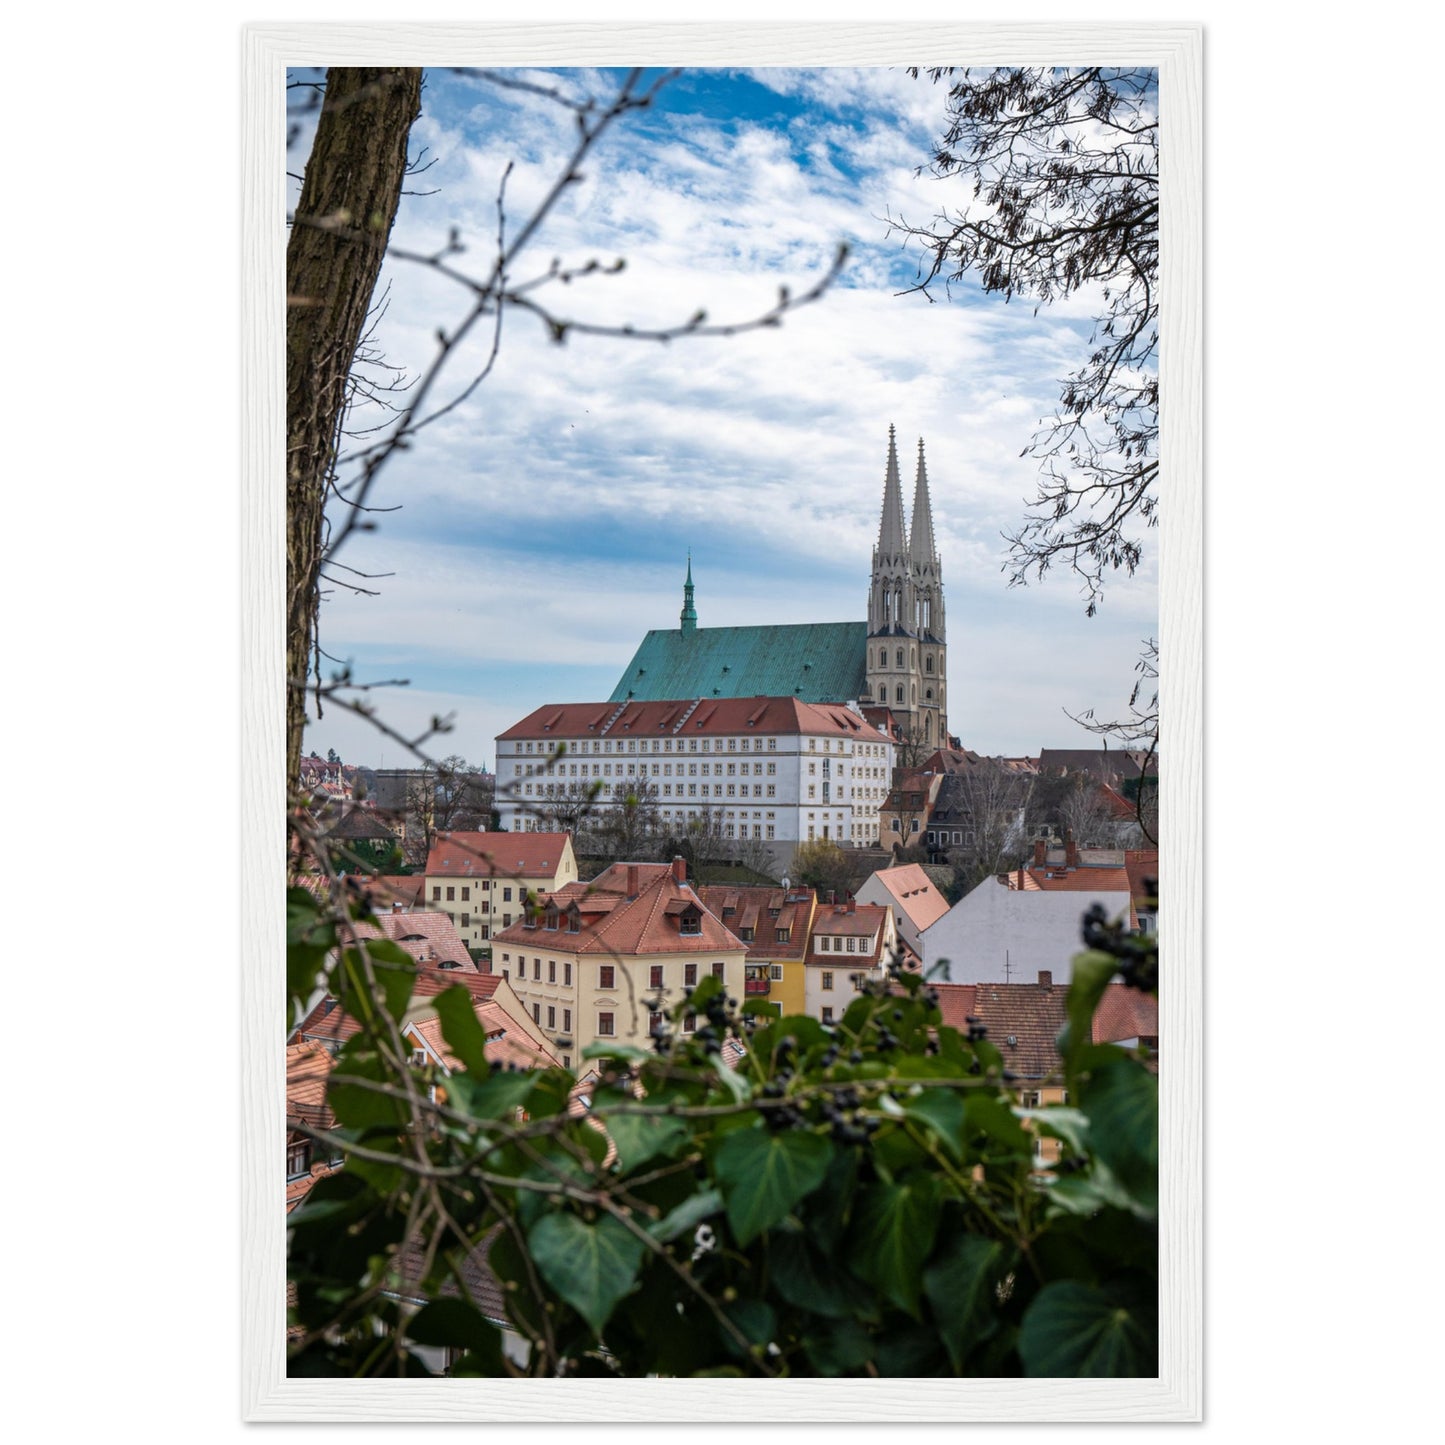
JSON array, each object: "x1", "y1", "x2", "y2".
[
  {"x1": 876, "y1": 424, "x2": 908, "y2": 557},
  {"x1": 680, "y1": 552, "x2": 697, "y2": 633},
  {"x1": 910, "y1": 437, "x2": 938, "y2": 567}
]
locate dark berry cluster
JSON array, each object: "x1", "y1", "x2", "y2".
[{"x1": 1080, "y1": 902, "x2": 1158, "y2": 993}]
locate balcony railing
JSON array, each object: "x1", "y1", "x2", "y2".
[{"x1": 743, "y1": 978, "x2": 772, "y2": 996}]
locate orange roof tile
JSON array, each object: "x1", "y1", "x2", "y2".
[
  {"x1": 426, "y1": 831, "x2": 572, "y2": 879},
  {"x1": 498, "y1": 696, "x2": 873, "y2": 744},
  {"x1": 866, "y1": 864, "x2": 951, "y2": 931}
]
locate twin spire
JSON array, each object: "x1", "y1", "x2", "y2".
[{"x1": 876, "y1": 423, "x2": 938, "y2": 567}]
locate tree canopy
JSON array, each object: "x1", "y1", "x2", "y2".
[{"x1": 893, "y1": 67, "x2": 1158, "y2": 616}]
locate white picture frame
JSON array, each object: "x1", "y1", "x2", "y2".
[{"x1": 242, "y1": 22, "x2": 1202, "y2": 1422}]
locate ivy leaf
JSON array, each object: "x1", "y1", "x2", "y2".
[
  {"x1": 902, "y1": 1088, "x2": 967, "y2": 1161},
  {"x1": 1079, "y1": 1059, "x2": 1157, "y2": 1216},
  {"x1": 847, "y1": 1175, "x2": 943, "y2": 1317},
  {"x1": 1018, "y1": 1280, "x2": 1157, "y2": 1376},
  {"x1": 430, "y1": 985, "x2": 492, "y2": 1076},
  {"x1": 923, "y1": 1235, "x2": 1008, "y2": 1370},
  {"x1": 1057, "y1": 949, "x2": 1118, "y2": 1066},
  {"x1": 648, "y1": 1187, "x2": 723, "y2": 1244},
  {"x1": 714, "y1": 1127, "x2": 831, "y2": 1246},
  {"x1": 526, "y1": 1211, "x2": 645, "y2": 1338},
  {"x1": 601, "y1": 1111, "x2": 690, "y2": 1173},
  {"x1": 405, "y1": 1298, "x2": 504, "y2": 1374}
]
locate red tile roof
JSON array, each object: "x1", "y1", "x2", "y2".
[
  {"x1": 426, "y1": 831, "x2": 573, "y2": 879},
  {"x1": 495, "y1": 867, "x2": 745, "y2": 957},
  {"x1": 499, "y1": 696, "x2": 876, "y2": 743},
  {"x1": 369, "y1": 911, "x2": 474, "y2": 969},
  {"x1": 1092, "y1": 985, "x2": 1159, "y2": 1045},
  {"x1": 696, "y1": 884, "x2": 819, "y2": 962},
  {"x1": 809, "y1": 903, "x2": 890, "y2": 968},
  {"x1": 1012, "y1": 864, "x2": 1132, "y2": 893}
]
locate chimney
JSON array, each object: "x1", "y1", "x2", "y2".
[
  {"x1": 392, "y1": 900, "x2": 403, "y2": 913},
  {"x1": 671, "y1": 854, "x2": 687, "y2": 885},
  {"x1": 1033, "y1": 838, "x2": 1046, "y2": 867},
  {"x1": 847, "y1": 897, "x2": 856, "y2": 913},
  {"x1": 627, "y1": 864, "x2": 639, "y2": 899},
  {"x1": 1038, "y1": 970, "x2": 1053, "y2": 989},
  {"x1": 1065, "y1": 832, "x2": 1078, "y2": 869}
]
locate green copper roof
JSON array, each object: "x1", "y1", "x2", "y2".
[{"x1": 609, "y1": 622, "x2": 868, "y2": 704}]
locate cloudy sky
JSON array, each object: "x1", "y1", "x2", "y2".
[{"x1": 294, "y1": 65, "x2": 1158, "y2": 772}]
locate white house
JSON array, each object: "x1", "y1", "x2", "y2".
[{"x1": 919, "y1": 860, "x2": 1134, "y2": 986}]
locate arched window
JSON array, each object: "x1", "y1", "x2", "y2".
[
  {"x1": 895, "y1": 648, "x2": 904, "y2": 668},
  {"x1": 895, "y1": 685, "x2": 904, "y2": 703},
  {"x1": 925, "y1": 655, "x2": 934, "y2": 673},
  {"x1": 912, "y1": 685, "x2": 917, "y2": 704},
  {"x1": 926, "y1": 688, "x2": 933, "y2": 700}
]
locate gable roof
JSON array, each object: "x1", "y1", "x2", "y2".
[
  {"x1": 367, "y1": 910, "x2": 474, "y2": 969},
  {"x1": 864, "y1": 865, "x2": 951, "y2": 932},
  {"x1": 499, "y1": 695, "x2": 879, "y2": 745},
  {"x1": 607, "y1": 622, "x2": 868, "y2": 705},
  {"x1": 696, "y1": 884, "x2": 818, "y2": 961},
  {"x1": 496, "y1": 867, "x2": 745, "y2": 957},
  {"x1": 426, "y1": 831, "x2": 572, "y2": 879}
]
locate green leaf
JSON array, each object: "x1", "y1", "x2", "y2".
[
  {"x1": 430, "y1": 985, "x2": 492, "y2": 1076},
  {"x1": 1014, "y1": 1104, "x2": 1091, "y2": 1155},
  {"x1": 1058, "y1": 949, "x2": 1118, "y2": 1066},
  {"x1": 802, "y1": 1316, "x2": 875, "y2": 1376},
  {"x1": 600, "y1": 1110, "x2": 690, "y2": 1173},
  {"x1": 714, "y1": 1127, "x2": 831, "y2": 1246},
  {"x1": 445, "y1": 1067, "x2": 539, "y2": 1122},
  {"x1": 847, "y1": 1175, "x2": 943, "y2": 1317},
  {"x1": 923, "y1": 1235, "x2": 1008, "y2": 1370},
  {"x1": 1018, "y1": 1280, "x2": 1157, "y2": 1377},
  {"x1": 1080, "y1": 1059, "x2": 1157, "y2": 1215},
  {"x1": 526, "y1": 1211, "x2": 645, "y2": 1338},
  {"x1": 406, "y1": 1298, "x2": 504, "y2": 1375},
  {"x1": 648, "y1": 1187, "x2": 723, "y2": 1243},
  {"x1": 963, "y1": 1093, "x2": 1031, "y2": 1154},
  {"x1": 769, "y1": 1231, "x2": 874, "y2": 1320},
  {"x1": 901, "y1": 1088, "x2": 967, "y2": 1161}
]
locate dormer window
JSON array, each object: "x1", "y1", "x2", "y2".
[
  {"x1": 287, "y1": 1139, "x2": 310, "y2": 1180},
  {"x1": 739, "y1": 927, "x2": 754, "y2": 942},
  {"x1": 679, "y1": 910, "x2": 702, "y2": 936}
]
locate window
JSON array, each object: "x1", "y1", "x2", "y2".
[
  {"x1": 684, "y1": 963, "x2": 698, "y2": 986},
  {"x1": 821, "y1": 1006, "x2": 834, "y2": 1024},
  {"x1": 460, "y1": 886, "x2": 470, "y2": 901},
  {"x1": 533, "y1": 1003, "x2": 540, "y2": 1022},
  {"x1": 287, "y1": 1140, "x2": 310, "y2": 1179},
  {"x1": 650, "y1": 964, "x2": 664, "y2": 989},
  {"x1": 682, "y1": 1013, "x2": 697, "y2": 1033},
  {"x1": 461, "y1": 912, "x2": 470, "y2": 928},
  {"x1": 547, "y1": 1005, "x2": 556, "y2": 1029},
  {"x1": 712, "y1": 962, "x2": 725, "y2": 978},
  {"x1": 446, "y1": 886, "x2": 455, "y2": 901},
  {"x1": 599, "y1": 965, "x2": 615, "y2": 989},
  {"x1": 822, "y1": 970, "x2": 834, "y2": 991},
  {"x1": 776, "y1": 928, "x2": 789, "y2": 943},
  {"x1": 563, "y1": 1008, "x2": 571, "y2": 1032},
  {"x1": 503, "y1": 887, "x2": 513, "y2": 901},
  {"x1": 846, "y1": 937, "x2": 857, "y2": 953},
  {"x1": 432, "y1": 886, "x2": 441, "y2": 901},
  {"x1": 649, "y1": 1010, "x2": 665, "y2": 1034},
  {"x1": 549, "y1": 959, "x2": 556, "y2": 983},
  {"x1": 565, "y1": 962, "x2": 573, "y2": 985},
  {"x1": 598, "y1": 1012, "x2": 615, "y2": 1037},
  {"x1": 769, "y1": 964, "x2": 784, "y2": 981}
]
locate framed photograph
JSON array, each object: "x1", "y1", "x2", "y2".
[{"x1": 244, "y1": 21, "x2": 1200, "y2": 1422}]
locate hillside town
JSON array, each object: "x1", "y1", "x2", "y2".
[{"x1": 289, "y1": 429, "x2": 1160, "y2": 1234}]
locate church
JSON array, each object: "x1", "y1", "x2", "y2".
[{"x1": 609, "y1": 426, "x2": 951, "y2": 750}]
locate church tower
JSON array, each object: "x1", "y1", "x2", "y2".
[{"x1": 865, "y1": 427, "x2": 948, "y2": 751}]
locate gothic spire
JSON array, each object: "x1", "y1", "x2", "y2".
[
  {"x1": 910, "y1": 436, "x2": 938, "y2": 568},
  {"x1": 876, "y1": 424, "x2": 908, "y2": 557},
  {"x1": 680, "y1": 552, "x2": 697, "y2": 633}
]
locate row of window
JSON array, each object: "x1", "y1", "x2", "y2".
[
  {"x1": 502, "y1": 959, "x2": 726, "y2": 990},
  {"x1": 816, "y1": 934, "x2": 871, "y2": 953},
  {"x1": 434, "y1": 884, "x2": 513, "y2": 903}
]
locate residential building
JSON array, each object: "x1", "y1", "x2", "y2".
[
  {"x1": 855, "y1": 863, "x2": 951, "y2": 960},
  {"x1": 286, "y1": 1040, "x2": 341, "y2": 1213},
  {"x1": 491, "y1": 856, "x2": 747, "y2": 1067},
  {"x1": 495, "y1": 696, "x2": 895, "y2": 867},
  {"x1": 804, "y1": 899, "x2": 898, "y2": 1025},
  {"x1": 696, "y1": 882, "x2": 820, "y2": 1017},
  {"x1": 424, "y1": 831, "x2": 578, "y2": 952},
  {"x1": 920, "y1": 841, "x2": 1145, "y2": 985},
  {"x1": 879, "y1": 769, "x2": 943, "y2": 853}
]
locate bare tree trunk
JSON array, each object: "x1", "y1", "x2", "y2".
[{"x1": 286, "y1": 67, "x2": 422, "y2": 789}]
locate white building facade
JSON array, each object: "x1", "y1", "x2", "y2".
[{"x1": 495, "y1": 695, "x2": 895, "y2": 863}]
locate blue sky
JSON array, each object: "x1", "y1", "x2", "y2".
[{"x1": 294, "y1": 66, "x2": 1158, "y2": 771}]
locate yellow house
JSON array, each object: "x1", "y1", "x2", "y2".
[
  {"x1": 696, "y1": 882, "x2": 819, "y2": 1019},
  {"x1": 491, "y1": 858, "x2": 747, "y2": 1071},
  {"x1": 424, "y1": 831, "x2": 578, "y2": 954}
]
